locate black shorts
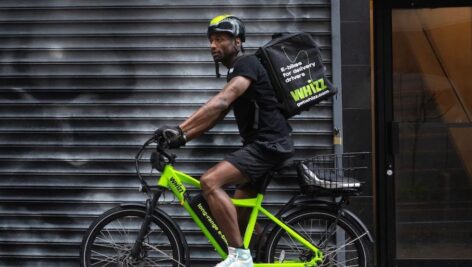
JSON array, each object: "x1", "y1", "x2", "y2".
[{"x1": 224, "y1": 136, "x2": 294, "y2": 192}]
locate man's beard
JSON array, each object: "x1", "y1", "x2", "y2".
[{"x1": 212, "y1": 46, "x2": 238, "y2": 63}]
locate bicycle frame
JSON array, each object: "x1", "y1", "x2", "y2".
[{"x1": 156, "y1": 164, "x2": 324, "y2": 266}]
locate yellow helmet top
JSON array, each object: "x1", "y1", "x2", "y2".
[{"x1": 207, "y1": 14, "x2": 245, "y2": 42}]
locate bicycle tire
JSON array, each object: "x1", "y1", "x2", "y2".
[
  {"x1": 80, "y1": 206, "x2": 185, "y2": 267},
  {"x1": 265, "y1": 209, "x2": 373, "y2": 267}
]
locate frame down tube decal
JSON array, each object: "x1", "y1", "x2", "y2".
[{"x1": 158, "y1": 166, "x2": 228, "y2": 257}]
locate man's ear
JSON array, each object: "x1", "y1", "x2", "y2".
[{"x1": 234, "y1": 37, "x2": 242, "y2": 49}]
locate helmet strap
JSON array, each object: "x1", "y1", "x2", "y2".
[
  {"x1": 232, "y1": 38, "x2": 241, "y2": 54},
  {"x1": 233, "y1": 44, "x2": 240, "y2": 54},
  {"x1": 214, "y1": 61, "x2": 221, "y2": 78}
]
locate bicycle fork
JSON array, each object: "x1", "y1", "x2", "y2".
[{"x1": 130, "y1": 189, "x2": 163, "y2": 259}]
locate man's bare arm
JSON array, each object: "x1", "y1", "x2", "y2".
[{"x1": 179, "y1": 76, "x2": 251, "y2": 141}]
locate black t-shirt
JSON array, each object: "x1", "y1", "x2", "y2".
[{"x1": 227, "y1": 55, "x2": 292, "y2": 144}]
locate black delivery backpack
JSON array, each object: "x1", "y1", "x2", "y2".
[{"x1": 256, "y1": 32, "x2": 337, "y2": 118}]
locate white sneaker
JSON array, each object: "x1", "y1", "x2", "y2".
[{"x1": 215, "y1": 247, "x2": 254, "y2": 267}]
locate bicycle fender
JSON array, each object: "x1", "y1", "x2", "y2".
[
  {"x1": 118, "y1": 203, "x2": 191, "y2": 266},
  {"x1": 341, "y1": 209, "x2": 374, "y2": 243},
  {"x1": 278, "y1": 198, "x2": 335, "y2": 218}
]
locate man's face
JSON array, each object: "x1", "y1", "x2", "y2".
[{"x1": 209, "y1": 32, "x2": 239, "y2": 62}]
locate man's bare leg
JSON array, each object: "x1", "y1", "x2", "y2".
[{"x1": 200, "y1": 160, "x2": 249, "y2": 248}]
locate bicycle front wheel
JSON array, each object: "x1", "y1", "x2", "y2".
[
  {"x1": 265, "y1": 209, "x2": 373, "y2": 267},
  {"x1": 80, "y1": 206, "x2": 185, "y2": 267}
]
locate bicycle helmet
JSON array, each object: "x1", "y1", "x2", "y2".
[{"x1": 207, "y1": 14, "x2": 246, "y2": 42}]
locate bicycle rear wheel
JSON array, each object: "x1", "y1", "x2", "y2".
[
  {"x1": 80, "y1": 206, "x2": 185, "y2": 267},
  {"x1": 265, "y1": 209, "x2": 373, "y2": 267}
]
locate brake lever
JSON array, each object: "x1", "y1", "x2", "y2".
[{"x1": 155, "y1": 136, "x2": 176, "y2": 164}]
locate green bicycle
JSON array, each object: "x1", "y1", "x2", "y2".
[{"x1": 80, "y1": 135, "x2": 373, "y2": 266}]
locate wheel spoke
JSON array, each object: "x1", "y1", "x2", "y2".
[
  {"x1": 90, "y1": 250, "x2": 121, "y2": 265},
  {"x1": 318, "y1": 221, "x2": 338, "y2": 248},
  {"x1": 92, "y1": 238, "x2": 126, "y2": 250},
  {"x1": 295, "y1": 220, "x2": 316, "y2": 245},
  {"x1": 142, "y1": 256, "x2": 173, "y2": 266},
  {"x1": 323, "y1": 231, "x2": 368, "y2": 259},
  {"x1": 268, "y1": 211, "x2": 370, "y2": 266},
  {"x1": 279, "y1": 234, "x2": 303, "y2": 256},
  {"x1": 82, "y1": 208, "x2": 183, "y2": 267},
  {"x1": 115, "y1": 218, "x2": 133, "y2": 245},
  {"x1": 143, "y1": 242, "x2": 185, "y2": 267}
]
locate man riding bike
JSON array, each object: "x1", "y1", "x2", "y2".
[{"x1": 155, "y1": 15, "x2": 294, "y2": 267}]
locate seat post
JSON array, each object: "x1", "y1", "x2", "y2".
[
  {"x1": 259, "y1": 158, "x2": 295, "y2": 194},
  {"x1": 258, "y1": 173, "x2": 273, "y2": 195}
]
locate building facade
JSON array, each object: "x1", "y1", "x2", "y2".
[{"x1": 0, "y1": 0, "x2": 470, "y2": 266}]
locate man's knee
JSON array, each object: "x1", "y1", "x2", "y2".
[{"x1": 200, "y1": 173, "x2": 220, "y2": 197}]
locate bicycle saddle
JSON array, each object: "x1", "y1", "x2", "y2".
[{"x1": 298, "y1": 161, "x2": 361, "y2": 190}]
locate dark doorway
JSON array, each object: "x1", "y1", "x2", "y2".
[{"x1": 374, "y1": 1, "x2": 472, "y2": 266}]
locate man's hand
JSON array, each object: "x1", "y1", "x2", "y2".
[{"x1": 155, "y1": 125, "x2": 187, "y2": 148}]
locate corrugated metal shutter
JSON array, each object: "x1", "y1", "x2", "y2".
[{"x1": 0, "y1": 0, "x2": 333, "y2": 265}]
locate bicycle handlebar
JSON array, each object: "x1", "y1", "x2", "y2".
[{"x1": 134, "y1": 134, "x2": 176, "y2": 195}]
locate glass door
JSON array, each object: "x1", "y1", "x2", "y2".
[{"x1": 391, "y1": 6, "x2": 472, "y2": 264}]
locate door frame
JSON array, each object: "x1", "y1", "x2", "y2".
[{"x1": 373, "y1": 0, "x2": 471, "y2": 266}]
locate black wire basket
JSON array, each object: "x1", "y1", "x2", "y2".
[{"x1": 296, "y1": 152, "x2": 371, "y2": 195}]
